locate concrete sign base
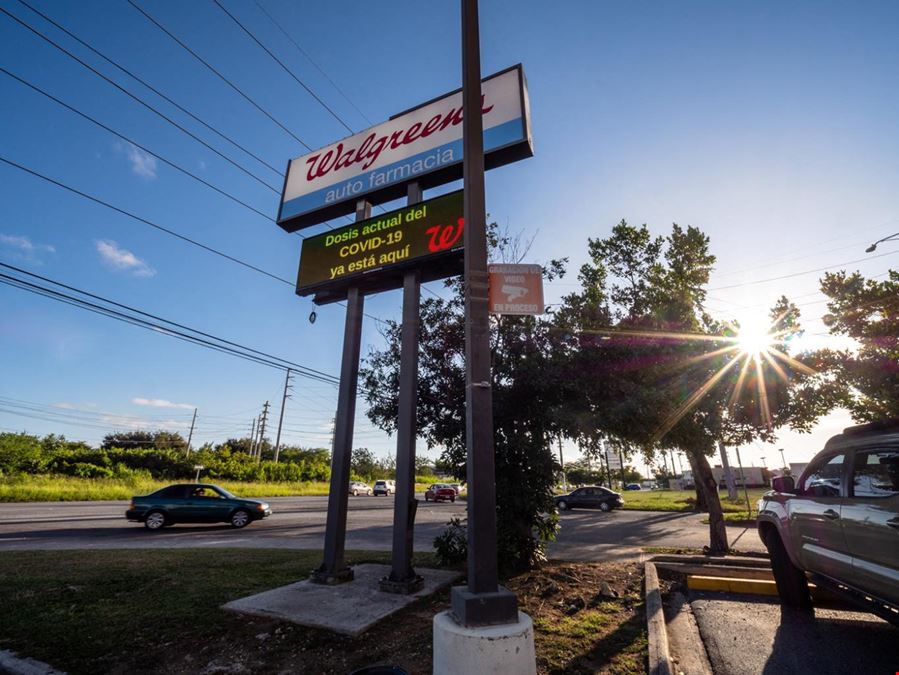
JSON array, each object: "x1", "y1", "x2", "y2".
[
  {"x1": 432, "y1": 610, "x2": 536, "y2": 675},
  {"x1": 223, "y1": 563, "x2": 459, "y2": 637}
]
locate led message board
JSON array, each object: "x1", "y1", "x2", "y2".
[
  {"x1": 296, "y1": 190, "x2": 464, "y2": 304},
  {"x1": 278, "y1": 65, "x2": 531, "y2": 231}
]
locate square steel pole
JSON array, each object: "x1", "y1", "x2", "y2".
[
  {"x1": 310, "y1": 199, "x2": 371, "y2": 585},
  {"x1": 449, "y1": 0, "x2": 519, "y2": 627},
  {"x1": 381, "y1": 182, "x2": 424, "y2": 594}
]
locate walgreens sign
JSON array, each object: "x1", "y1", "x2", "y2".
[{"x1": 277, "y1": 65, "x2": 532, "y2": 231}]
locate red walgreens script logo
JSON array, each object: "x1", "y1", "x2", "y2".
[{"x1": 426, "y1": 218, "x2": 464, "y2": 253}]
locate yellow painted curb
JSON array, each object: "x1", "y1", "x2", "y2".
[{"x1": 687, "y1": 575, "x2": 779, "y2": 595}]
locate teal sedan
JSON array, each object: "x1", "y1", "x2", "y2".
[{"x1": 126, "y1": 483, "x2": 271, "y2": 530}]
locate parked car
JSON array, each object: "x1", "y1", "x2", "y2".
[
  {"x1": 126, "y1": 483, "x2": 271, "y2": 530},
  {"x1": 350, "y1": 481, "x2": 373, "y2": 496},
  {"x1": 554, "y1": 486, "x2": 624, "y2": 511},
  {"x1": 757, "y1": 420, "x2": 899, "y2": 625},
  {"x1": 624, "y1": 483, "x2": 643, "y2": 491},
  {"x1": 373, "y1": 479, "x2": 396, "y2": 496},
  {"x1": 424, "y1": 484, "x2": 456, "y2": 502}
]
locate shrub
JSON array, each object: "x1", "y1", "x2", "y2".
[{"x1": 433, "y1": 517, "x2": 468, "y2": 567}]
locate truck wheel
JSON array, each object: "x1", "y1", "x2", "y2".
[{"x1": 764, "y1": 530, "x2": 812, "y2": 610}]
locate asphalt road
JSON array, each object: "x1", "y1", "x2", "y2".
[
  {"x1": 691, "y1": 591, "x2": 899, "y2": 674},
  {"x1": 0, "y1": 496, "x2": 764, "y2": 558}
]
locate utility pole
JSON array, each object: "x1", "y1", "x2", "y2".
[
  {"x1": 185, "y1": 407, "x2": 197, "y2": 456},
  {"x1": 734, "y1": 446, "x2": 752, "y2": 517},
  {"x1": 249, "y1": 417, "x2": 257, "y2": 457},
  {"x1": 719, "y1": 442, "x2": 738, "y2": 500},
  {"x1": 274, "y1": 369, "x2": 294, "y2": 463},
  {"x1": 257, "y1": 401, "x2": 270, "y2": 462},
  {"x1": 557, "y1": 436, "x2": 566, "y2": 488},
  {"x1": 779, "y1": 447, "x2": 787, "y2": 472},
  {"x1": 619, "y1": 448, "x2": 626, "y2": 490},
  {"x1": 449, "y1": 0, "x2": 517, "y2": 627}
]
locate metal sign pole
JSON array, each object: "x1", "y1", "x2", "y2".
[
  {"x1": 382, "y1": 182, "x2": 424, "y2": 594},
  {"x1": 450, "y1": 0, "x2": 519, "y2": 627},
  {"x1": 311, "y1": 199, "x2": 371, "y2": 585}
]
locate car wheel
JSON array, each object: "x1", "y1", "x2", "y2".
[
  {"x1": 353, "y1": 490, "x2": 359, "y2": 496},
  {"x1": 367, "y1": 490, "x2": 372, "y2": 496},
  {"x1": 230, "y1": 509, "x2": 251, "y2": 529},
  {"x1": 600, "y1": 502, "x2": 611, "y2": 512},
  {"x1": 425, "y1": 494, "x2": 431, "y2": 501},
  {"x1": 764, "y1": 529, "x2": 812, "y2": 609},
  {"x1": 557, "y1": 500, "x2": 568, "y2": 511},
  {"x1": 144, "y1": 510, "x2": 166, "y2": 530},
  {"x1": 450, "y1": 496, "x2": 455, "y2": 503}
]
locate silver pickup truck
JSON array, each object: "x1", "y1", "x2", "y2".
[{"x1": 756, "y1": 421, "x2": 899, "y2": 625}]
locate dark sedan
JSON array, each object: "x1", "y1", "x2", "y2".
[
  {"x1": 126, "y1": 483, "x2": 271, "y2": 530},
  {"x1": 554, "y1": 486, "x2": 624, "y2": 512}
]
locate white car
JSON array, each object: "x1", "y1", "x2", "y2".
[
  {"x1": 349, "y1": 481, "x2": 372, "y2": 496},
  {"x1": 373, "y1": 479, "x2": 395, "y2": 496}
]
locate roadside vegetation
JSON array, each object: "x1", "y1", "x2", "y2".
[
  {"x1": 618, "y1": 488, "x2": 766, "y2": 520},
  {"x1": 0, "y1": 432, "x2": 442, "y2": 502},
  {"x1": 0, "y1": 549, "x2": 646, "y2": 675}
]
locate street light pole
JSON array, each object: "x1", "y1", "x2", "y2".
[
  {"x1": 865, "y1": 231, "x2": 899, "y2": 252},
  {"x1": 779, "y1": 447, "x2": 787, "y2": 471}
]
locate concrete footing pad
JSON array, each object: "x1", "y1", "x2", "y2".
[
  {"x1": 432, "y1": 610, "x2": 536, "y2": 675},
  {"x1": 223, "y1": 564, "x2": 460, "y2": 636}
]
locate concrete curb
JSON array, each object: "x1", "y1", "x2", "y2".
[
  {"x1": 645, "y1": 562, "x2": 673, "y2": 675},
  {"x1": 687, "y1": 575, "x2": 779, "y2": 595},
  {"x1": 0, "y1": 651, "x2": 64, "y2": 675}
]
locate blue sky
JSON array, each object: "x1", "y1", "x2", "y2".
[{"x1": 1, "y1": 0, "x2": 897, "y2": 469}]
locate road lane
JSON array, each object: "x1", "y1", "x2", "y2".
[{"x1": 0, "y1": 497, "x2": 765, "y2": 557}]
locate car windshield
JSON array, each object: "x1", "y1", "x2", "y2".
[{"x1": 212, "y1": 486, "x2": 235, "y2": 499}]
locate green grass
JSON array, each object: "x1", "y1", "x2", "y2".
[
  {"x1": 0, "y1": 548, "x2": 441, "y2": 674},
  {"x1": 0, "y1": 475, "x2": 444, "y2": 502},
  {"x1": 620, "y1": 488, "x2": 766, "y2": 519}
]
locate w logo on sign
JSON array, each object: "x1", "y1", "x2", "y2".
[{"x1": 426, "y1": 218, "x2": 465, "y2": 253}]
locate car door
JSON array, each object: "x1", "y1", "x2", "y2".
[
  {"x1": 841, "y1": 447, "x2": 899, "y2": 604},
  {"x1": 790, "y1": 452, "x2": 852, "y2": 579}
]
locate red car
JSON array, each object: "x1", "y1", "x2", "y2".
[{"x1": 424, "y1": 484, "x2": 456, "y2": 502}]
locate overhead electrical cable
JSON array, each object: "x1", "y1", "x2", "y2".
[
  {"x1": 0, "y1": 67, "x2": 276, "y2": 221},
  {"x1": 707, "y1": 249, "x2": 899, "y2": 291},
  {"x1": 0, "y1": 262, "x2": 339, "y2": 384},
  {"x1": 252, "y1": 0, "x2": 372, "y2": 126},
  {"x1": 0, "y1": 5, "x2": 280, "y2": 192},
  {"x1": 14, "y1": 0, "x2": 283, "y2": 177},
  {"x1": 0, "y1": 155, "x2": 298, "y2": 282},
  {"x1": 126, "y1": 0, "x2": 312, "y2": 150},
  {"x1": 212, "y1": 0, "x2": 353, "y2": 134},
  {"x1": 0, "y1": 157, "x2": 392, "y2": 326}
]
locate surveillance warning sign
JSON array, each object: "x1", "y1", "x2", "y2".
[{"x1": 488, "y1": 264, "x2": 544, "y2": 315}]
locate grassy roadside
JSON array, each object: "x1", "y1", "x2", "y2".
[
  {"x1": 0, "y1": 549, "x2": 647, "y2": 674},
  {"x1": 619, "y1": 488, "x2": 766, "y2": 521},
  {"x1": 0, "y1": 475, "x2": 440, "y2": 502}
]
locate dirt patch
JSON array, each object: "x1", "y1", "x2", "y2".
[{"x1": 0, "y1": 551, "x2": 645, "y2": 674}]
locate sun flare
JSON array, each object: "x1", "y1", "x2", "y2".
[{"x1": 736, "y1": 317, "x2": 774, "y2": 356}]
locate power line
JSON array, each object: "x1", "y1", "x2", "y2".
[
  {"x1": 126, "y1": 0, "x2": 312, "y2": 150},
  {"x1": 0, "y1": 5, "x2": 281, "y2": 193},
  {"x1": 252, "y1": 0, "x2": 373, "y2": 126},
  {"x1": 0, "y1": 155, "x2": 299, "y2": 282},
  {"x1": 14, "y1": 0, "x2": 283, "y2": 177},
  {"x1": 0, "y1": 262, "x2": 339, "y2": 384},
  {"x1": 212, "y1": 0, "x2": 353, "y2": 134},
  {"x1": 707, "y1": 249, "x2": 899, "y2": 291},
  {"x1": 0, "y1": 66, "x2": 276, "y2": 222}
]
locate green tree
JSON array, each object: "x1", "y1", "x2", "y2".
[
  {"x1": 791, "y1": 270, "x2": 899, "y2": 422},
  {"x1": 101, "y1": 431, "x2": 187, "y2": 453},
  {"x1": 360, "y1": 227, "x2": 566, "y2": 573},
  {"x1": 351, "y1": 447, "x2": 378, "y2": 480},
  {"x1": 558, "y1": 221, "x2": 810, "y2": 553}
]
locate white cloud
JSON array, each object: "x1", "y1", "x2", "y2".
[
  {"x1": 124, "y1": 143, "x2": 157, "y2": 179},
  {"x1": 132, "y1": 397, "x2": 195, "y2": 410},
  {"x1": 96, "y1": 240, "x2": 156, "y2": 277},
  {"x1": 0, "y1": 234, "x2": 55, "y2": 253}
]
